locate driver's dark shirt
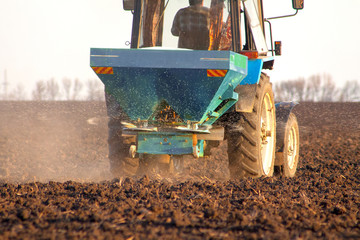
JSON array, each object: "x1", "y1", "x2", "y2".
[{"x1": 171, "y1": 6, "x2": 210, "y2": 50}]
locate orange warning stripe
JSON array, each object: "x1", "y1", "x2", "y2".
[
  {"x1": 92, "y1": 67, "x2": 114, "y2": 74},
  {"x1": 207, "y1": 69, "x2": 228, "y2": 77}
]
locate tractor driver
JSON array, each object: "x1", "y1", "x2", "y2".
[{"x1": 171, "y1": 0, "x2": 210, "y2": 50}]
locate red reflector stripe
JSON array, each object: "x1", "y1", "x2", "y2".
[
  {"x1": 207, "y1": 69, "x2": 228, "y2": 77},
  {"x1": 92, "y1": 67, "x2": 114, "y2": 74}
]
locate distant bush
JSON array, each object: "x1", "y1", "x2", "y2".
[
  {"x1": 274, "y1": 74, "x2": 360, "y2": 102},
  {"x1": 1, "y1": 78, "x2": 104, "y2": 101}
]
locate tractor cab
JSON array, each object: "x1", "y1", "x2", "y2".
[{"x1": 123, "y1": 0, "x2": 304, "y2": 69}]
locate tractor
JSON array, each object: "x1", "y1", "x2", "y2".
[{"x1": 90, "y1": 0, "x2": 303, "y2": 178}]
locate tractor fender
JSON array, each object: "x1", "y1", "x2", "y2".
[
  {"x1": 275, "y1": 102, "x2": 298, "y2": 152},
  {"x1": 234, "y1": 59, "x2": 265, "y2": 113},
  {"x1": 234, "y1": 84, "x2": 257, "y2": 113}
]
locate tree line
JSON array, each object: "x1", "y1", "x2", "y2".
[
  {"x1": 0, "y1": 74, "x2": 359, "y2": 102},
  {"x1": 274, "y1": 74, "x2": 360, "y2": 102},
  {"x1": 0, "y1": 78, "x2": 105, "y2": 101}
]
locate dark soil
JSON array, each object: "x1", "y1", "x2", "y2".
[{"x1": 0, "y1": 101, "x2": 359, "y2": 239}]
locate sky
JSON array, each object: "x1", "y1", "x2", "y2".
[{"x1": 1, "y1": 0, "x2": 360, "y2": 97}]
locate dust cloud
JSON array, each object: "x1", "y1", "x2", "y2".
[
  {"x1": 0, "y1": 101, "x2": 111, "y2": 183},
  {"x1": 1, "y1": 101, "x2": 359, "y2": 184},
  {"x1": 0, "y1": 101, "x2": 230, "y2": 184}
]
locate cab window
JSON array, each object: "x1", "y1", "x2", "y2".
[{"x1": 139, "y1": 0, "x2": 231, "y2": 51}]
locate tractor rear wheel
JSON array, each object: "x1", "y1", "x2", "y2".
[
  {"x1": 137, "y1": 154, "x2": 184, "y2": 176},
  {"x1": 169, "y1": 155, "x2": 184, "y2": 173},
  {"x1": 106, "y1": 92, "x2": 139, "y2": 177},
  {"x1": 227, "y1": 73, "x2": 276, "y2": 178},
  {"x1": 275, "y1": 113, "x2": 300, "y2": 177},
  {"x1": 137, "y1": 154, "x2": 176, "y2": 176},
  {"x1": 108, "y1": 128, "x2": 139, "y2": 177}
]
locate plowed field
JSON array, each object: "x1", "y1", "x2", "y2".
[{"x1": 0, "y1": 101, "x2": 359, "y2": 239}]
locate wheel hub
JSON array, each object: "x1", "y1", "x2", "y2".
[
  {"x1": 287, "y1": 126, "x2": 297, "y2": 169},
  {"x1": 260, "y1": 93, "x2": 275, "y2": 176},
  {"x1": 261, "y1": 122, "x2": 272, "y2": 144}
]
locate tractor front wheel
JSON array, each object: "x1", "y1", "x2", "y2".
[{"x1": 275, "y1": 113, "x2": 300, "y2": 177}]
